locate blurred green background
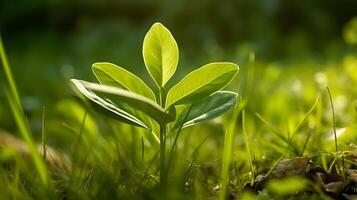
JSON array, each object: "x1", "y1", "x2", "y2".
[{"x1": 1, "y1": 0, "x2": 357, "y2": 136}]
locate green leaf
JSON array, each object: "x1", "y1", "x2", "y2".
[
  {"x1": 143, "y1": 22, "x2": 179, "y2": 87},
  {"x1": 166, "y1": 62, "x2": 239, "y2": 108},
  {"x1": 173, "y1": 91, "x2": 237, "y2": 129},
  {"x1": 71, "y1": 79, "x2": 174, "y2": 124},
  {"x1": 71, "y1": 79, "x2": 149, "y2": 129},
  {"x1": 92, "y1": 62, "x2": 156, "y2": 101}
]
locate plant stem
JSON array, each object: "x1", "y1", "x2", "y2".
[
  {"x1": 326, "y1": 87, "x2": 345, "y2": 177},
  {"x1": 160, "y1": 123, "x2": 167, "y2": 187},
  {"x1": 159, "y1": 86, "x2": 167, "y2": 187}
]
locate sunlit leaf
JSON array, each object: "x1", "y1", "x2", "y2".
[
  {"x1": 71, "y1": 79, "x2": 149, "y2": 129},
  {"x1": 173, "y1": 91, "x2": 237, "y2": 129},
  {"x1": 92, "y1": 62, "x2": 158, "y2": 134},
  {"x1": 71, "y1": 79, "x2": 174, "y2": 124},
  {"x1": 92, "y1": 62, "x2": 156, "y2": 101},
  {"x1": 143, "y1": 22, "x2": 179, "y2": 87},
  {"x1": 166, "y1": 62, "x2": 238, "y2": 108}
]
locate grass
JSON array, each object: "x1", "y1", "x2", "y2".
[
  {"x1": 219, "y1": 104, "x2": 240, "y2": 200},
  {"x1": 1, "y1": 36, "x2": 49, "y2": 188},
  {"x1": 1, "y1": 35, "x2": 357, "y2": 199}
]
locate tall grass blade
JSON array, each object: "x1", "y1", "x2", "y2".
[
  {"x1": 326, "y1": 87, "x2": 345, "y2": 177},
  {"x1": 166, "y1": 105, "x2": 192, "y2": 176},
  {"x1": 219, "y1": 105, "x2": 239, "y2": 200},
  {"x1": 326, "y1": 87, "x2": 338, "y2": 153},
  {"x1": 246, "y1": 51, "x2": 255, "y2": 101},
  {"x1": 290, "y1": 97, "x2": 320, "y2": 140},
  {"x1": 1, "y1": 37, "x2": 48, "y2": 186},
  {"x1": 0, "y1": 36, "x2": 20, "y2": 106},
  {"x1": 255, "y1": 113, "x2": 299, "y2": 153},
  {"x1": 243, "y1": 110, "x2": 255, "y2": 186},
  {"x1": 5, "y1": 90, "x2": 48, "y2": 185},
  {"x1": 184, "y1": 136, "x2": 209, "y2": 182},
  {"x1": 288, "y1": 97, "x2": 319, "y2": 155},
  {"x1": 67, "y1": 111, "x2": 87, "y2": 196},
  {"x1": 42, "y1": 106, "x2": 47, "y2": 164}
]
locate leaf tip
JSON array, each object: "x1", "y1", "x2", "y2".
[
  {"x1": 69, "y1": 78, "x2": 78, "y2": 84},
  {"x1": 92, "y1": 62, "x2": 112, "y2": 69},
  {"x1": 152, "y1": 22, "x2": 164, "y2": 28},
  {"x1": 225, "y1": 62, "x2": 239, "y2": 72},
  {"x1": 91, "y1": 62, "x2": 100, "y2": 68}
]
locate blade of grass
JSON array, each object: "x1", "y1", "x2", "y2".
[
  {"x1": 255, "y1": 113, "x2": 299, "y2": 153},
  {"x1": 243, "y1": 110, "x2": 255, "y2": 186},
  {"x1": 326, "y1": 87, "x2": 345, "y2": 177},
  {"x1": 73, "y1": 111, "x2": 88, "y2": 163},
  {"x1": 184, "y1": 136, "x2": 209, "y2": 181},
  {"x1": 42, "y1": 106, "x2": 47, "y2": 165},
  {"x1": 0, "y1": 36, "x2": 20, "y2": 106},
  {"x1": 5, "y1": 90, "x2": 48, "y2": 186},
  {"x1": 246, "y1": 51, "x2": 255, "y2": 102},
  {"x1": 255, "y1": 113, "x2": 288, "y2": 143},
  {"x1": 1, "y1": 37, "x2": 48, "y2": 187},
  {"x1": 166, "y1": 105, "x2": 192, "y2": 176},
  {"x1": 67, "y1": 110, "x2": 87, "y2": 195},
  {"x1": 326, "y1": 88, "x2": 338, "y2": 153},
  {"x1": 300, "y1": 131, "x2": 312, "y2": 155},
  {"x1": 328, "y1": 155, "x2": 340, "y2": 173},
  {"x1": 144, "y1": 150, "x2": 160, "y2": 175},
  {"x1": 219, "y1": 104, "x2": 239, "y2": 200},
  {"x1": 288, "y1": 97, "x2": 320, "y2": 155},
  {"x1": 264, "y1": 150, "x2": 287, "y2": 178},
  {"x1": 233, "y1": 161, "x2": 242, "y2": 195},
  {"x1": 289, "y1": 97, "x2": 320, "y2": 141}
]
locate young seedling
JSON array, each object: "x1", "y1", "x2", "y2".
[{"x1": 70, "y1": 22, "x2": 239, "y2": 187}]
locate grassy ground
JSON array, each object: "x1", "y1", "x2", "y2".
[{"x1": 1, "y1": 35, "x2": 357, "y2": 199}]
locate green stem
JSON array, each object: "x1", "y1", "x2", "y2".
[
  {"x1": 159, "y1": 86, "x2": 167, "y2": 187},
  {"x1": 160, "y1": 123, "x2": 167, "y2": 187}
]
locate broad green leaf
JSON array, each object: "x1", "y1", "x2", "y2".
[
  {"x1": 166, "y1": 62, "x2": 239, "y2": 108},
  {"x1": 91, "y1": 62, "x2": 158, "y2": 135},
  {"x1": 143, "y1": 22, "x2": 179, "y2": 87},
  {"x1": 173, "y1": 91, "x2": 237, "y2": 129},
  {"x1": 71, "y1": 79, "x2": 174, "y2": 124},
  {"x1": 92, "y1": 62, "x2": 156, "y2": 101},
  {"x1": 71, "y1": 79, "x2": 149, "y2": 129}
]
